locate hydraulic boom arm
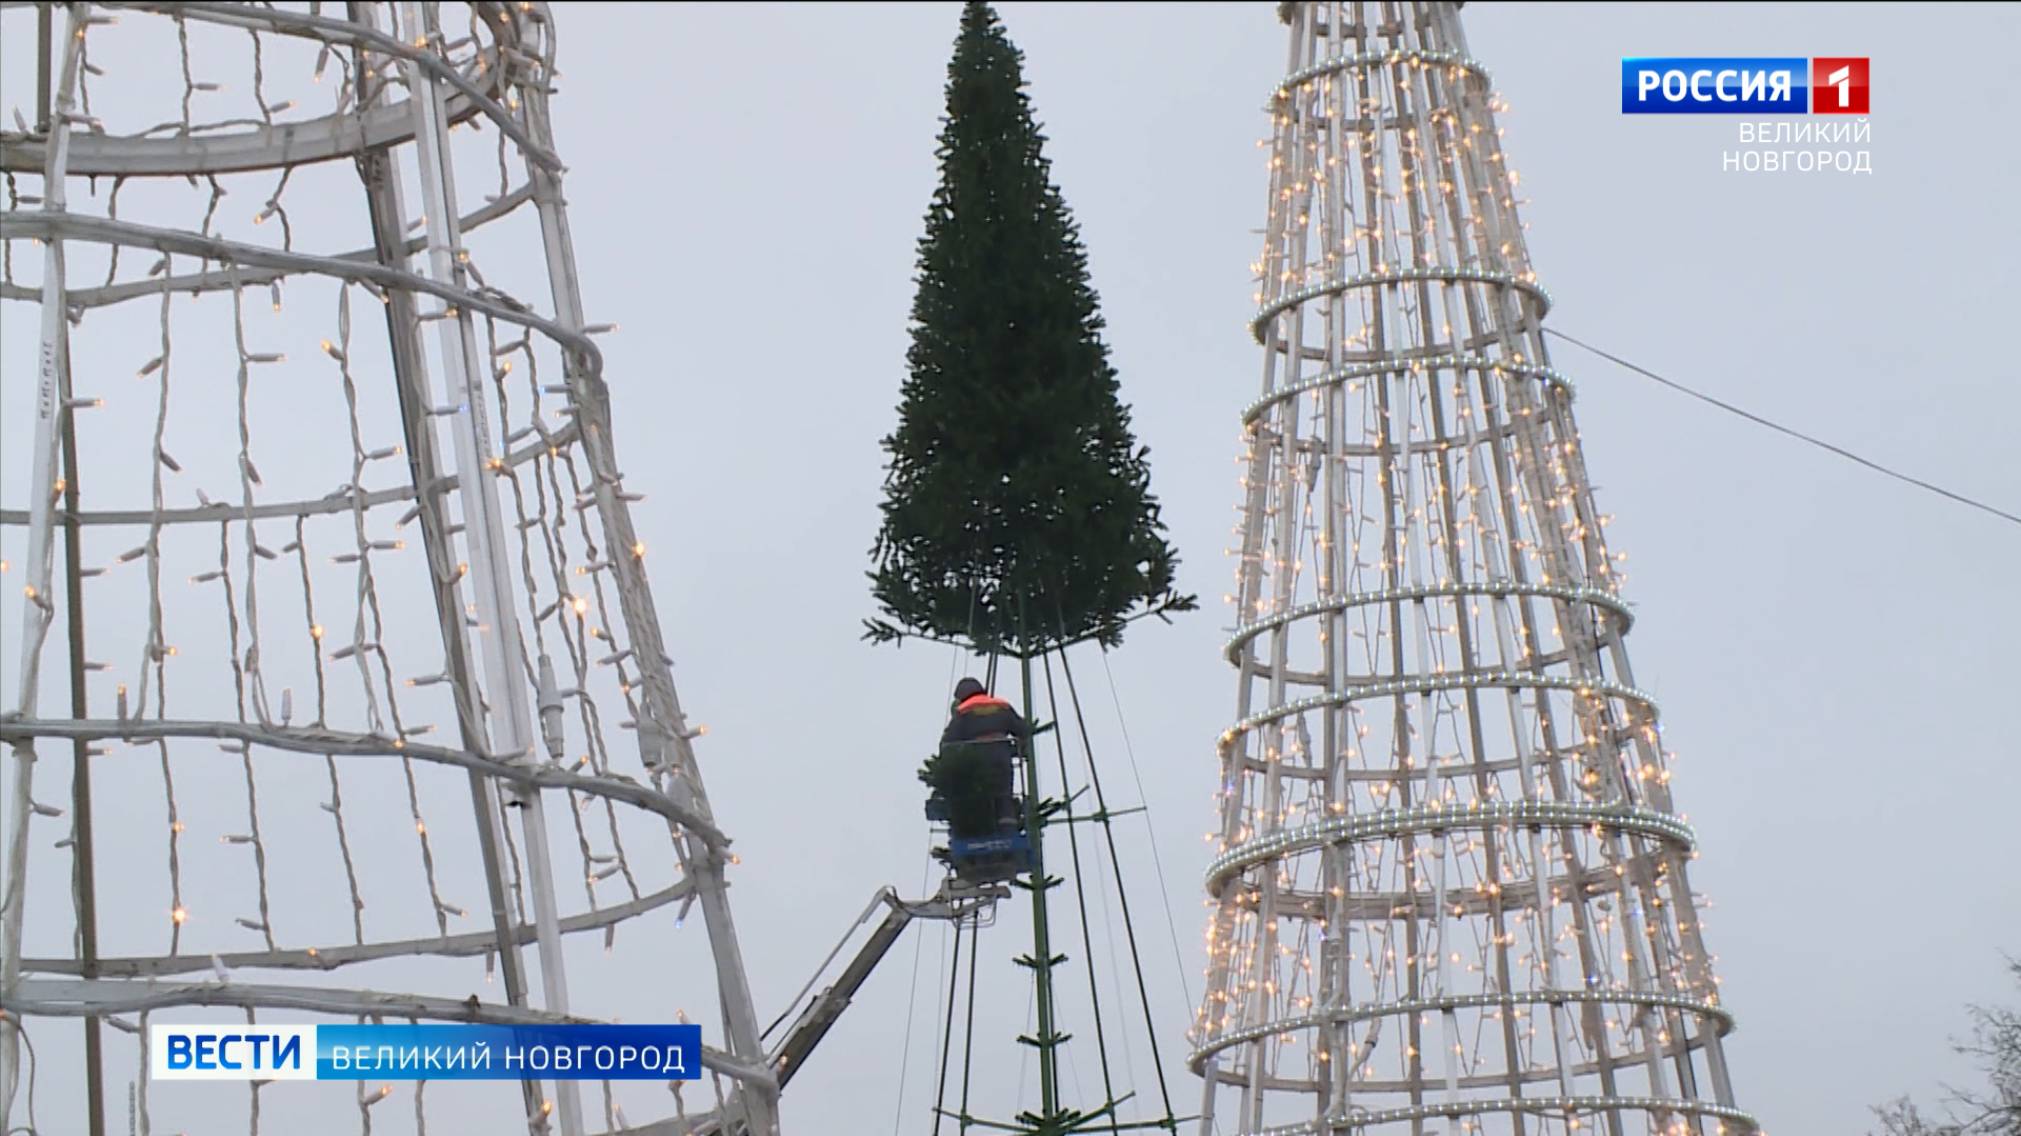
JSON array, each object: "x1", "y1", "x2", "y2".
[
  {"x1": 668, "y1": 881, "x2": 1004, "y2": 1136},
  {"x1": 762, "y1": 882, "x2": 1000, "y2": 1089}
]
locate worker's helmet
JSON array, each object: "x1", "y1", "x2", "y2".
[{"x1": 953, "y1": 677, "x2": 986, "y2": 704}]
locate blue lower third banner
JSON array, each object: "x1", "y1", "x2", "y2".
[{"x1": 150, "y1": 1023, "x2": 702, "y2": 1081}]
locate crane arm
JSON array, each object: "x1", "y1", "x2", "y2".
[
  {"x1": 762, "y1": 882, "x2": 1003, "y2": 1091},
  {"x1": 676, "y1": 882, "x2": 1004, "y2": 1135}
]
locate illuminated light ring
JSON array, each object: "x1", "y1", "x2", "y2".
[
  {"x1": 1223, "y1": 580, "x2": 1631, "y2": 665},
  {"x1": 1235, "y1": 417, "x2": 1563, "y2": 462},
  {"x1": 1239, "y1": 353, "x2": 1576, "y2": 426},
  {"x1": 1247, "y1": 1096, "x2": 1758, "y2": 1135},
  {"x1": 10, "y1": 976, "x2": 772, "y2": 1087},
  {"x1": 0, "y1": 1, "x2": 559, "y2": 177},
  {"x1": 0, "y1": 717, "x2": 729, "y2": 851},
  {"x1": 1250, "y1": 266, "x2": 1552, "y2": 345},
  {"x1": 20, "y1": 878, "x2": 695, "y2": 979},
  {"x1": 1231, "y1": 858, "x2": 1676, "y2": 920},
  {"x1": 1203, "y1": 799, "x2": 1695, "y2": 897},
  {"x1": 1214, "y1": 671, "x2": 1661, "y2": 757},
  {"x1": 1187, "y1": 987, "x2": 1734, "y2": 1074},
  {"x1": 1271, "y1": 47, "x2": 1494, "y2": 101}
]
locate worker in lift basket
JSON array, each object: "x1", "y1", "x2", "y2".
[{"x1": 924, "y1": 677, "x2": 1025, "y2": 840}]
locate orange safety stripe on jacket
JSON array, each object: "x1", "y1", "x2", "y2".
[{"x1": 957, "y1": 693, "x2": 1011, "y2": 713}]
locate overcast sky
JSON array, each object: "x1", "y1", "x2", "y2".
[{"x1": 4, "y1": 3, "x2": 2018, "y2": 1135}]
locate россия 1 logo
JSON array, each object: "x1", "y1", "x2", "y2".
[
  {"x1": 1810, "y1": 57, "x2": 1869, "y2": 114},
  {"x1": 1621, "y1": 57, "x2": 1869, "y2": 114}
]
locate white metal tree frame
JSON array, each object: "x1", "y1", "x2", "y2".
[
  {"x1": 1191, "y1": 4, "x2": 1755, "y2": 1134},
  {"x1": 0, "y1": 4, "x2": 775, "y2": 1134}
]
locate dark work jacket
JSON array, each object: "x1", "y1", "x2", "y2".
[{"x1": 941, "y1": 694, "x2": 1028, "y2": 748}]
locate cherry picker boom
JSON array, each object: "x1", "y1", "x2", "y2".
[{"x1": 682, "y1": 881, "x2": 1006, "y2": 1136}]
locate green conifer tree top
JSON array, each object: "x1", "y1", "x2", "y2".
[{"x1": 868, "y1": 1, "x2": 1195, "y2": 657}]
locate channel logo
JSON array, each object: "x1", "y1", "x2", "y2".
[
  {"x1": 1621, "y1": 57, "x2": 1869, "y2": 114},
  {"x1": 148, "y1": 1023, "x2": 703, "y2": 1082},
  {"x1": 1811, "y1": 57, "x2": 1869, "y2": 114},
  {"x1": 151, "y1": 1025, "x2": 316, "y2": 1081}
]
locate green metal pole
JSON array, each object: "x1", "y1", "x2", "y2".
[{"x1": 1017, "y1": 641, "x2": 1061, "y2": 1128}]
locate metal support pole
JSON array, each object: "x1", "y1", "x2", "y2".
[
  {"x1": 33, "y1": 10, "x2": 107, "y2": 1132},
  {"x1": 513, "y1": 31, "x2": 778, "y2": 1133},
  {"x1": 57, "y1": 193, "x2": 106, "y2": 1136},
  {"x1": 395, "y1": 6, "x2": 579, "y2": 1133},
  {"x1": 343, "y1": 8, "x2": 548, "y2": 1125},
  {"x1": 33, "y1": 0, "x2": 51, "y2": 133},
  {"x1": 2, "y1": 8, "x2": 85, "y2": 1130},
  {"x1": 1016, "y1": 642, "x2": 1061, "y2": 1126}
]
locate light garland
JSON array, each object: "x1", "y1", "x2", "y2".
[
  {"x1": 1223, "y1": 579, "x2": 1630, "y2": 664},
  {"x1": 1273, "y1": 47, "x2": 1494, "y2": 103},
  {"x1": 1196, "y1": 4, "x2": 1745, "y2": 1131},
  {"x1": 1240, "y1": 353, "x2": 1578, "y2": 427},
  {"x1": 1191, "y1": 984, "x2": 1737, "y2": 1076},
  {"x1": 1251, "y1": 266, "x2": 1552, "y2": 346},
  {"x1": 1205, "y1": 799, "x2": 1695, "y2": 894},
  {"x1": 1246, "y1": 1095, "x2": 1758, "y2": 1134},
  {"x1": 0, "y1": 7, "x2": 771, "y2": 1135},
  {"x1": 1216, "y1": 672, "x2": 1662, "y2": 758}
]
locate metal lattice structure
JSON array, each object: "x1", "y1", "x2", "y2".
[
  {"x1": 0, "y1": 4, "x2": 774, "y2": 1134},
  {"x1": 1191, "y1": 4, "x2": 1753, "y2": 1134}
]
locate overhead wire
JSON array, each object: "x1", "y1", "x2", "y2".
[
  {"x1": 930, "y1": 920, "x2": 964, "y2": 1136},
  {"x1": 1097, "y1": 646, "x2": 1196, "y2": 1014},
  {"x1": 1085, "y1": 767, "x2": 1139, "y2": 1096},
  {"x1": 913, "y1": 592, "x2": 1188, "y2": 1130},
  {"x1": 1546, "y1": 327, "x2": 2020, "y2": 528},
  {"x1": 1056, "y1": 616, "x2": 1180, "y2": 1129},
  {"x1": 959, "y1": 914, "x2": 981, "y2": 1133},
  {"x1": 1041, "y1": 649, "x2": 1119, "y2": 1111},
  {"x1": 898, "y1": 590, "x2": 988, "y2": 1133},
  {"x1": 890, "y1": 850, "x2": 935, "y2": 1136}
]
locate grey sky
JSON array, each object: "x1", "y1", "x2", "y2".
[{"x1": 3, "y1": 3, "x2": 2018, "y2": 1134}]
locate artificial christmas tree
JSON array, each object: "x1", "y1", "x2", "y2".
[
  {"x1": 869, "y1": 7, "x2": 1190, "y2": 1132},
  {"x1": 869, "y1": 0, "x2": 1192, "y2": 658}
]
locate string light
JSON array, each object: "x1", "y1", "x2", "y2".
[
  {"x1": 1, "y1": 7, "x2": 755, "y2": 1130},
  {"x1": 1196, "y1": 7, "x2": 1750, "y2": 1131}
]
